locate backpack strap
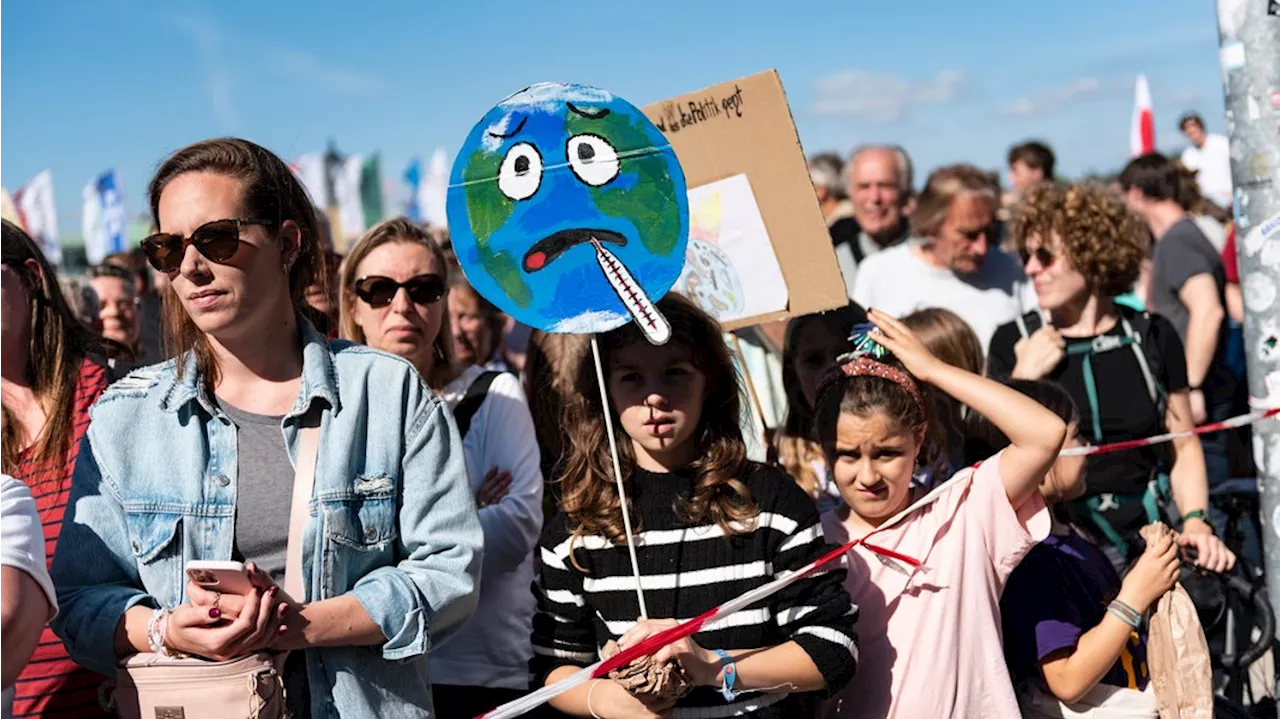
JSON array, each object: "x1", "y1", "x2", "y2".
[
  {"x1": 453, "y1": 371, "x2": 502, "y2": 438},
  {"x1": 1118, "y1": 313, "x2": 1162, "y2": 410}
]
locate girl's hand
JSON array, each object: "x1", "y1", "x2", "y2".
[
  {"x1": 866, "y1": 309, "x2": 944, "y2": 383},
  {"x1": 1178, "y1": 524, "x2": 1236, "y2": 574},
  {"x1": 165, "y1": 587, "x2": 288, "y2": 661},
  {"x1": 476, "y1": 468, "x2": 513, "y2": 509},
  {"x1": 1117, "y1": 532, "x2": 1180, "y2": 613},
  {"x1": 1012, "y1": 325, "x2": 1065, "y2": 380},
  {"x1": 587, "y1": 679, "x2": 676, "y2": 719},
  {"x1": 617, "y1": 619, "x2": 719, "y2": 688}
]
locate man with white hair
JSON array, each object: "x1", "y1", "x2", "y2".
[{"x1": 829, "y1": 145, "x2": 917, "y2": 299}]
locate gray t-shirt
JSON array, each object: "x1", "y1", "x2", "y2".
[
  {"x1": 1150, "y1": 218, "x2": 1227, "y2": 340},
  {"x1": 218, "y1": 400, "x2": 292, "y2": 585}
]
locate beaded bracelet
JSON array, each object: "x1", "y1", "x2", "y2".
[{"x1": 1107, "y1": 599, "x2": 1142, "y2": 629}]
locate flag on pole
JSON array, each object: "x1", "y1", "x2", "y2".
[
  {"x1": 83, "y1": 170, "x2": 127, "y2": 264},
  {"x1": 1130, "y1": 73, "x2": 1156, "y2": 157},
  {"x1": 404, "y1": 157, "x2": 423, "y2": 221},
  {"x1": 333, "y1": 154, "x2": 384, "y2": 240},
  {"x1": 290, "y1": 153, "x2": 330, "y2": 209},
  {"x1": 14, "y1": 170, "x2": 61, "y2": 264},
  {"x1": 360, "y1": 154, "x2": 383, "y2": 231},
  {"x1": 423, "y1": 147, "x2": 449, "y2": 229}
]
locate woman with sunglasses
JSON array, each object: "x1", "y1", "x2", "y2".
[
  {"x1": 50, "y1": 139, "x2": 483, "y2": 718},
  {"x1": 986, "y1": 183, "x2": 1233, "y2": 573},
  {"x1": 339, "y1": 218, "x2": 543, "y2": 719},
  {"x1": 3, "y1": 221, "x2": 116, "y2": 718}
]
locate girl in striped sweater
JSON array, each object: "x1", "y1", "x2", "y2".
[{"x1": 530, "y1": 294, "x2": 858, "y2": 719}]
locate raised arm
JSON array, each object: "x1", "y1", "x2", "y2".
[{"x1": 869, "y1": 309, "x2": 1066, "y2": 506}]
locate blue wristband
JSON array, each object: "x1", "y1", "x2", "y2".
[{"x1": 713, "y1": 649, "x2": 738, "y2": 702}]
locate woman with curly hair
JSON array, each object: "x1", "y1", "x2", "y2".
[{"x1": 986, "y1": 183, "x2": 1233, "y2": 572}]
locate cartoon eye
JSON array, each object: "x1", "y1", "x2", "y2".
[
  {"x1": 498, "y1": 143, "x2": 543, "y2": 201},
  {"x1": 567, "y1": 134, "x2": 620, "y2": 187}
]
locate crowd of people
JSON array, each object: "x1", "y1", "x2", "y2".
[{"x1": 0, "y1": 112, "x2": 1261, "y2": 719}]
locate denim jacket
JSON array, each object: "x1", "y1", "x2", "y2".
[{"x1": 51, "y1": 321, "x2": 484, "y2": 718}]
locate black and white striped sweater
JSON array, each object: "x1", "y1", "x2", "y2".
[{"x1": 530, "y1": 463, "x2": 858, "y2": 718}]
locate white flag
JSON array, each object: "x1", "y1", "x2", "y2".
[
  {"x1": 334, "y1": 155, "x2": 366, "y2": 239},
  {"x1": 15, "y1": 170, "x2": 61, "y2": 265},
  {"x1": 290, "y1": 153, "x2": 330, "y2": 209},
  {"x1": 423, "y1": 147, "x2": 449, "y2": 229}
]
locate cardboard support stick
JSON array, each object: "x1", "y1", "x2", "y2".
[{"x1": 731, "y1": 333, "x2": 770, "y2": 453}]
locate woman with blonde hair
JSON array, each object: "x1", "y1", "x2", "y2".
[
  {"x1": 901, "y1": 307, "x2": 983, "y2": 476},
  {"x1": 339, "y1": 217, "x2": 543, "y2": 718}
]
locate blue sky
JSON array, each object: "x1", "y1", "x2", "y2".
[{"x1": 3, "y1": 0, "x2": 1227, "y2": 229}]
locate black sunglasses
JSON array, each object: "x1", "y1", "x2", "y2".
[
  {"x1": 1018, "y1": 246, "x2": 1056, "y2": 268},
  {"x1": 141, "y1": 218, "x2": 273, "y2": 272},
  {"x1": 354, "y1": 274, "x2": 447, "y2": 308}
]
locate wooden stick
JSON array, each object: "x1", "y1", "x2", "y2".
[{"x1": 590, "y1": 335, "x2": 648, "y2": 618}]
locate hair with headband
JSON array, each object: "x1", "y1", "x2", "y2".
[{"x1": 812, "y1": 324, "x2": 946, "y2": 474}]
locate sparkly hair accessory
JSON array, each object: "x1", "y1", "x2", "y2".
[
  {"x1": 817, "y1": 323, "x2": 925, "y2": 413},
  {"x1": 843, "y1": 323, "x2": 888, "y2": 361}
]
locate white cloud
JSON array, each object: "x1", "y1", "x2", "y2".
[
  {"x1": 999, "y1": 77, "x2": 1104, "y2": 117},
  {"x1": 269, "y1": 48, "x2": 387, "y2": 95},
  {"x1": 810, "y1": 69, "x2": 969, "y2": 124}
]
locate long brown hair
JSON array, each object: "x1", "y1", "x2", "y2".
[
  {"x1": 559, "y1": 294, "x2": 757, "y2": 552},
  {"x1": 1, "y1": 221, "x2": 108, "y2": 476},
  {"x1": 901, "y1": 308, "x2": 983, "y2": 468},
  {"x1": 775, "y1": 305, "x2": 864, "y2": 498},
  {"x1": 337, "y1": 217, "x2": 458, "y2": 389},
  {"x1": 147, "y1": 138, "x2": 323, "y2": 387}
]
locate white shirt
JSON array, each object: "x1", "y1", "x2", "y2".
[
  {"x1": 430, "y1": 366, "x2": 543, "y2": 689},
  {"x1": 1180, "y1": 134, "x2": 1233, "y2": 209},
  {"x1": 853, "y1": 242, "x2": 1038, "y2": 352},
  {"x1": 2, "y1": 476, "x2": 58, "y2": 719}
]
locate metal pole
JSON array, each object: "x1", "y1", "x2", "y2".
[{"x1": 1215, "y1": 0, "x2": 1280, "y2": 622}]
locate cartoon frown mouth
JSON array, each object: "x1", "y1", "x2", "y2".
[{"x1": 522, "y1": 229, "x2": 626, "y2": 272}]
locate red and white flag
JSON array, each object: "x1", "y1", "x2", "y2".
[{"x1": 1129, "y1": 73, "x2": 1155, "y2": 157}]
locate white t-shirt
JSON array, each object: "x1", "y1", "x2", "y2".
[
  {"x1": 2, "y1": 476, "x2": 58, "y2": 719},
  {"x1": 430, "y1": 366, "x2": 543, "y2": 689},
  {"x1": 852, "y1": 242, "x2": 1038, "y2": 352},
  {"x1": 1180, "y1": 134, "x2": 1233, "y2": 209}
]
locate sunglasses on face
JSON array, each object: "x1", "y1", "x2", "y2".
[
  {"x1": 141, "y1": 218, "x2": 273, "y2": 273},
  {"x1": 354, "y1": 274, "x2": 446, "y2": 308},
  {"x1": 957, "y1": 224, "x2": 998, "y2": 243},
  {"x1": 1018, "y1": 246, "x2": 1056, "y2": 268}
]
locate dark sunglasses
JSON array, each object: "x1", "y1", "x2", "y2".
[
  {"x1": 1018, "y1": 246, "x2": 1056, "y2": 268},
  {"x1": 140, "y1": 218, "x2": 273, "y2": 272},
  {"x1": 957, "y1": 224, "x2": 999, "y2": 243},
  {"x1": 354, "y1": 274, "x2": 446, "y2": 308}
]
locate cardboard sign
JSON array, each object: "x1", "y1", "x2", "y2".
[{"x1": 644, "y1": 70, "x2": 847, "y2": 330}]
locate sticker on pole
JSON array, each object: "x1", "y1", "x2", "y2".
[{"x1": 447, "y1": 83, "x2": 689, "y2": 343}]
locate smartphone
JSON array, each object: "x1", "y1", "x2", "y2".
[{"x1": 185, "y1": 560, "x2": 254, "y2": 594}]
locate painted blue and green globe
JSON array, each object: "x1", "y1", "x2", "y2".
[{"x1": 446, "y1": 83, "x2": 688, "y2": 336}]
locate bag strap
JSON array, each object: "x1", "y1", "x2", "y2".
[
  {"x1": 453, "y1": 371, "x2": 501, "y2": 438},
  {"x1": 284, "y1": 421, "x2": 321, "y2": 601}
]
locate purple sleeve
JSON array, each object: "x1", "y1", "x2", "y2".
[{"x1": 1001, "y1": 549, "x2": 1087, "y2": 666}]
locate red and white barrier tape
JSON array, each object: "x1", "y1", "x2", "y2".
[
  {"x1": 480, "y1": 403, "x2": 1280, "y2": 718},
  {"x1": 1058, "y1": 407, "x2": 1279, "y2": 457}
]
